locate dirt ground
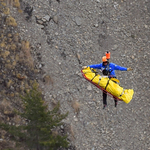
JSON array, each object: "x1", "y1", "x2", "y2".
[{"x1": 6, "y1": 0, "x2": 150, "y2": 149}]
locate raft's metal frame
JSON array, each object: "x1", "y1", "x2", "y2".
[{"x1": 81, "y1": 69, "x2": 122, "y2": 101}]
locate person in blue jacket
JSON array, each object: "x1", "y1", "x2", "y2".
[{"x1": 83, "y1": 56, "x2": 132, "y2": 109}]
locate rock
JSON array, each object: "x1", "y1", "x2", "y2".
[
  {"x1": 43, "y1": 15, "x2": 51, "y2": 21},
  {"x1": 61, "y1": 125, "x2": 64, "y2": 129},
  {"x1": 53, "y1": 15, "x2": 58, "y2": 24},
  {"x1": 39, "y1": 64, "x2": 42, "y2": 68},
  {"x1": 94, "y1": 23, "x2": 99, "y2": 27},
  {"x1": 41, "y1": 18, "x2": 47, "y2": 22},
  {"x1": 76, "y1": 71, "x2": 82, "y2": 77},
  {"x1": 36, "y1": 19, "x2": 44, "y2": 25},
  {"x1": 43, "y1": 75, "x2": 53, "y2": 85},
  {"x1": 112, "y1": 44, "x2": 118, "y2": 51},
  {"x1": 87, "y1": 85, "x2": 92, "y2": 90},
  {"x1": 37, "y1": 24, "x2": 44, "y2": 29},
  {"x1": 75, "y1": 16, "x2": 82, "y2": 26},
  {"x1": 131, "y1": 55, "x2": 134, "y2": 59},
  {"x1": 74, "y1": 118, "x2": 78, "y2": 122},
  {"x1": 76, "y1": 53, "x2": 81, "y2": 64},
  {"x1": 35, "y1": 15, "x2": 41, "y2": 20}
]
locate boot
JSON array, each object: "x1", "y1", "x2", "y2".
[{"x1": 103, "y1": 104, "x2": 107, "y2": 109}]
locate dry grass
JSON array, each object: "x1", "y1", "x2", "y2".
[
  {"x1": 16, "y1": 73, "x2": 26, "y2": 80},
  {"x1": 1, "y1": 2, "x2": 6, "y2": 6},
  {"x1": 71, "y1": 100, "x2": 80, "y2": 116},
  {"x1": 5, "y1": 16, "x2": 17, "y2": 27},
  {"x1": 13, "y1": 0, "x2": 20, "y2": 8},
  {"x1": 0, "y1": 99, "x2": 15, "y2": 118},
  {"x1": 0, "y1": 99, "x2": 11, "y2": 112},
  {"x1": 1, "y1": 50, "x2": 10, "y2": 59},
  {"x1": 13, "y1": 115, "x2": 21, "y2": 125},
  {"x1": 13, "y1": 33, "x2": 19, "y2": 42},
  {"x1": 68, "y1": 124, "x2": 75, "y2": 140},
  {"x1": 4, "y1": 0, "x2": 22, "y2": 13},
  {"x1": 21, "y1": 41, "x2": 34, "y2": 68},
  {"x1": 0, "y1": 41, "x2": 6, "y2": 48},
  {"x1": 51, "y1": 98, "x2": 58, "y2": 108},
  {"x1": 5, "y1": 0, "x2": 13, "y2": 6},
  {"x1": 10, "y1": 43, "x2": 16, "y2": 50},
  {"x1": 3, "y1": 7, "x2": 10, "y2": 15},
  {"x1": 5, "y1": 0, "x2": 20, "y2": 8}
]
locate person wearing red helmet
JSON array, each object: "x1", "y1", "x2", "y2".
[{"x1": 82, "y1": 53, "x2": 132, "y2": 109}]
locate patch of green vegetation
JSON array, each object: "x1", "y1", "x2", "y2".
[{"x1": 0, "y1": 87, "x2": 69, "y2": 150}]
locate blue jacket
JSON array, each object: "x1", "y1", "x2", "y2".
[{"x1": 88, "y1": 62, "x2": 127, "y2": 78}]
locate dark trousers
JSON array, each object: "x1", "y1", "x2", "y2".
[{"x1": 103, "y1": 92, "x2": 117, "y2": 106}]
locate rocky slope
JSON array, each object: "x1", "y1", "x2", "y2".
[{"x1": 1, "y1": 0, "x2": 150, "y2": 150}]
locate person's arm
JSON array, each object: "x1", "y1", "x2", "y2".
[
  {"x1": 111, "y1": 63, "x2": 133, "y2": 71},
  {"x1": 87, "y1": 63, "x2": 102, "y2": 69},
  {"x1": 112, "y1": 63, "x2": 127, "y2": 71}
]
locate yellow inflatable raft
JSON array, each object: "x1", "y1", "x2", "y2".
[{"x1": 82, "y1": 67, "x2": 134, "y2": 104}]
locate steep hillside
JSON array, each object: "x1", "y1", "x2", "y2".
[{"x1": 1, "y1": 0, "x2": 150, "y2": 150}]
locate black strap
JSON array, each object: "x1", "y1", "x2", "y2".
[
  {"x1": 105, "y1": 78, "x2": 110, "y2": 90},
  {"x1": 91, "y1": 69, "x2": 98, "y2": 81},
  {"x1": 106, "y1": 62, "x2": 113, "y2": 77},
  {"x1": 107, "y1": 62, "x2": 113, "y2": 76}
]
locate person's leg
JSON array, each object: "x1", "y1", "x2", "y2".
[
  {"x1": 114, "y1": 97, "x2": 118, "y2": 107},
  {"x1": 103, "y1": 91, "x2": 107, "y2": 109}
]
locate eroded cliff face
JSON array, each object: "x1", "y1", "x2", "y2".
[
  {"x1": 1, "y1": 0, "x2": 150, "y2": 149},
  {"x1": 0, "y1": 1, "x2": 42, "y2": 149}
]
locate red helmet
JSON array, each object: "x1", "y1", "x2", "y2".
[{"x1": 102, "y1": 56, "x2": 107, "y2": 62}]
